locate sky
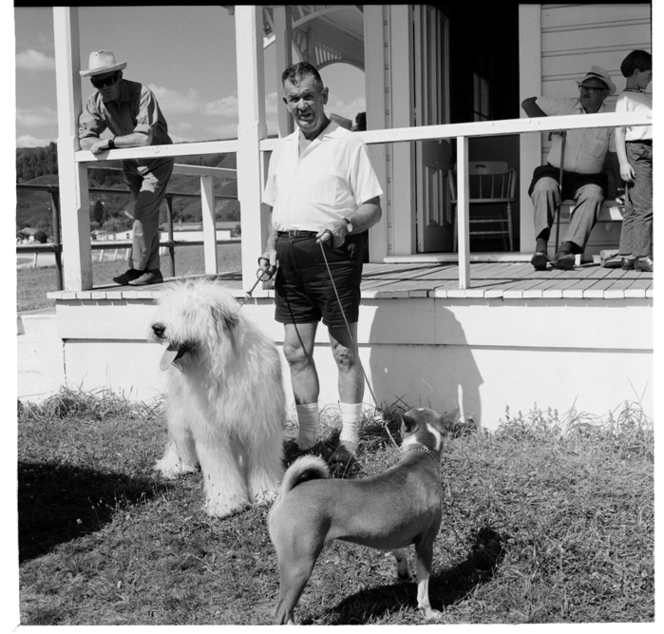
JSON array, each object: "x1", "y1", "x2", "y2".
[{"x1": 13, "y1": 5, "x2": 367, "y2": 148}]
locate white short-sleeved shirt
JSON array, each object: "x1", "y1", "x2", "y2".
[
  {"x1": 263, "y1": 120, "x2": 383, "y2": 232},
  {"x1": 615, "y1": 90, "x2": 652, "y2": 141},
  {"x1": 535, "y1": 97, "x2": 616, "y2": 174}
]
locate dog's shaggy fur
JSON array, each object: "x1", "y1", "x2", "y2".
[{"x1": 149, "y1": 278, "x2": 286, "y2": 517}]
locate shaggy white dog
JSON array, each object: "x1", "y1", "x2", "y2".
[{"x1": 149, "y1": 278, "x2": 285, "y2": 517}]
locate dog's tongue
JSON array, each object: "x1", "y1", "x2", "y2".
[{"x1": 159, "y1": 346, "x2": 180, "y2": 371}]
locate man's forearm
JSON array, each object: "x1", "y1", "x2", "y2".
[
  {"x1": 79, "y1": 131, "x2": 152, "y2": 152},
  {"x1": 522, "y1": 97, "x2": 547, "y2": 118},
  {"x1": 347, "y1": 197, "x2": 382, "y2": 233}
]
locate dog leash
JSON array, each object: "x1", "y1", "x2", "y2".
[
  {"x1": 238, "y1": 257, "x2": 276, "y2": 308},
  {"x1": 317, "y1": 232, "x2": 385, "y2": 422}
]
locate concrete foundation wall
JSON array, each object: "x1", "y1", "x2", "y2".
[{"x1": 47, "y1": 297, "x2": 653, "y2": 431}]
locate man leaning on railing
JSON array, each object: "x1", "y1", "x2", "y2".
[{"x1": 78, "y1": 50, "x2": 174, "y2": 286}]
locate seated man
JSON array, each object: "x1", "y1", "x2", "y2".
[{"x1": 522, "y1": 65, "x2": 619, "y2": 270}]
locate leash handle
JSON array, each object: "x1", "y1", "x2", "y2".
[
  {"x1": 256, "y1": 256, "x2": 277, "y2": 282},
  {"x1": 316, "y1": 229, "x2": 334, "y2": 245}
]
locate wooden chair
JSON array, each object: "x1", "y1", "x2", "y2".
[{"x1": 448, "y1": 160, "x2": 516, "y2": 251}]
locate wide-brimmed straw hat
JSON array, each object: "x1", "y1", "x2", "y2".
[
  {"x1": 80, "y1": 50, "x2": 127, "y2": 77},
  {"x1": 575, "y1": 65, "x2": 616, "y2": 96}
]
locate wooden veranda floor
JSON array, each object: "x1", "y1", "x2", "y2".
[{"x1": 54, "y1": 261, "x2": 653, "y2": 302}]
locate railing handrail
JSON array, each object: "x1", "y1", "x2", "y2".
[
  {"x1": 53, "y1": 110, "x2": 651, "y2": 291},
  {"x1": 16, "y1": 182, "x2": 236, "y2": 201}
]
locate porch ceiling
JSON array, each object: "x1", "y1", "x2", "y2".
[{"x1": 226, "y1": 5, "x2": 365, "y2": 69}]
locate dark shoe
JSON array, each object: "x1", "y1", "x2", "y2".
[
  {"x1": 530, "y1": 251, "x2": 549, "y2": 271},
  {"x1": 551, "y1": 250, "x2": 575, "y2": 270},
  {"x1": 329, "y1": 442, "x2": 359, "y2": 477},
  {"x1": 620, "y1": 257, "x2": 635, "y2": 271},
  {"x1": 128, "y1": 269, "x2": 164, "y2": 286},
  {"x1": 329, "y1": 442, "x2": 357, "y2": 465},
  {"x1": 112, "y1": 268, "x2": 142, "y2": 285},
  {"x1": 283, "y1": 440, "x2": 301, "y2": 464},
  {"x1": 634, "y1": 256, "x2": 653, "y2": 272}
]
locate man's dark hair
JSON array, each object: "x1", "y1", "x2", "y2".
[
  {"x1": 620, "y1": 49, "x2": 652, "y2": 77},
  {"x1": 281, "y1": 62, "x2": 323, "y2": 89}
]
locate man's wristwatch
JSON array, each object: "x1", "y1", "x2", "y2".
[
  {"x1": 343, "y1": 217, "x2": 353, "y2": 233},
  {"x1": 107, "y1": 138, "x2": 116, "y2": 150}
]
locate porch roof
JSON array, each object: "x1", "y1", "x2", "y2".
[{"x1": 47, "y1": 261, "x2": 653, "y2": 302}]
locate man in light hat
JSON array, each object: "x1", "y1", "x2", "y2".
[
  {"x1": 522, "y1": 65, "x2": 620, "y2": 270},
  {"x1": 79, "y1": 50, "x2": 174, "y2": 286}
]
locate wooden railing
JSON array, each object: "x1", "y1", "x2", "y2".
[
  {"x1": 60, "y1": 112, "x2": 651, "y2": 292},
  {"x1": 261, "y1": 110, "x2": 652, "y2": 288}
]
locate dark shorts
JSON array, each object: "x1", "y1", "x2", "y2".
[{"x1": 274, "y1": 231, "x2": 366, "y2": 328}]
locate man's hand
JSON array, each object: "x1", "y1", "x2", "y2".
[
  {"x1": 619, "y1": 162, "x2": 635, "y2": 183},
  {"x1": 260, "y1": 247, "x2": 278, "y2": 272},
  {"x1": 316, "y1": 219, "x2": 348, "y2": 248},
  {"x1": 89, "y1": 139, "x2": 113, "y2": 155}
]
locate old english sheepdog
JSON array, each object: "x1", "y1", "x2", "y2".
[{"x1": 149, "y1": 278, "x2": 285, "y2": 517}]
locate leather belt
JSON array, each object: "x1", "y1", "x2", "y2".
[{"x1": 277, "y1": 230, "x2": 318, "y2": 238}]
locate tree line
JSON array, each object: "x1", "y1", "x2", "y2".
[{"x1": 16, "y1": 145, "x2": 240, "y2": 238}]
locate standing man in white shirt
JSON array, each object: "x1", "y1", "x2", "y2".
[
  {"x1": 261, "y1": 62, "x2": 383, "y2": 466},
  {"x1": 522, "y1": 65, "x2": 619, "y2": 270}
]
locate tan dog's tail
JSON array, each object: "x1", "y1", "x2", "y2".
[{"x1": 280, "y1": 454, "x2": 329, "y2": 496}]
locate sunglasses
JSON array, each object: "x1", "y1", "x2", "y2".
[
  {"x1": 578, "y1": 85, "x2": 606, "y2": 94},
  {"x1": 91, "y1": 72, "x2": 120, "y2": 89}
]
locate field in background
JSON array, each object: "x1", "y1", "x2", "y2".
[{"x1": 16, "y1": 243, "x2": 243, "y2": 312}]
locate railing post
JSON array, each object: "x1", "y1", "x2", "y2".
[
  {"x1": 53, "y1": 7, "x2": 92, "y2": 291},
  {"x1": 456, "y1": 136, "x2": 470, "y2": 289},
  {"x1": 165, "y1": 194, "x2": 176, "y2": 278},
  {"x1": 200, "y1": 175, "x2": 218, "y2": 274},
  {"x1": 235, "y1": 6, "x2": 269, "y2": 292},
  {"x1": 49, "y1": 186, "x2": 64, "y2": 291}
]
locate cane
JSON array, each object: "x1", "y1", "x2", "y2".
[{"x1": 552, "y1": 130, "x2": 567, "y2": 253}]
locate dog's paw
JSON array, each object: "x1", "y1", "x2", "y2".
[
  {"x1": 252, "y1": 487, "x2": 279, "y2": 505},
  {"x1": 153, "y1": 457, "x2": 198, "y2": 479},
  {"x1": 204, "y1": 497, "x2": 250, "y2": 518},
  {"x1": 419, "y1": 607, "x2": 442, "y2": 621}
]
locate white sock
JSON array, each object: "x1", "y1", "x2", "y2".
[
  {"x1": 339, "y1": 402, "x2": 362, "y2": 447},
  {"x1": 296, "y1": 403, "x2": 319, "y2": 449}
]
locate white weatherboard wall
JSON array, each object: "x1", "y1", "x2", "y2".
[
  {"x1": 518, "y1": 2, "x2": 652, "y2": 251},
  {"x1": 50, "y1": 297, "x2": 653, "y2": 430}
]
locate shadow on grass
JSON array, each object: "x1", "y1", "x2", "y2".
[
  {"x1": 317, "y1": 526, "x2": 508, "y2": 625},
  {"x1": 18, "y1": 461, "x2": 170, "y2": 563}
]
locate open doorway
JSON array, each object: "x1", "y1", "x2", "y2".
[{"x1": 417, "y1": 2, "x2": 521, "y2": 253}]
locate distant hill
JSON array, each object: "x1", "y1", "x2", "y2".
[{"x1": 16, "y1": 144, "x2": 240, "y2": 237}]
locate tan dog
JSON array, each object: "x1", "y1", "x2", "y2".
[{"x1": 267, "y1": 407, "x2": 455, "y2": 624}]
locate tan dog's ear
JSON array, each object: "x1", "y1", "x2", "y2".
[{"x1": 400, "y1": 412, "x2": 417, "y2": 436}]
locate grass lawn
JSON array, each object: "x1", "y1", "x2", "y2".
[
  {"x1": 17, "y1": 391, "x2": 654, "y2": 625},
  {"x1": 16, "y1": 243, "x2": 242, "y2": 312}
]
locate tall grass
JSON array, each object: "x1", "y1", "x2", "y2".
[{"x1": 17, "y1": 389, "x2": 654, "y2": 625}]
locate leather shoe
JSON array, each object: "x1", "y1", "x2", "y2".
[
  {"x1": 128, "y1": 269, "x2": 164, "y2": 286},
  {"x1": 112, "y1": 268, "x2": 142, "y2": 285},
  {"x1": 551, "y1": 250, "x2": 575, "y2": 270},
  {"x1": 530, "y1": 251, "x2": 549, "y2": 271},
  {"x1": 620, "y1": 258, "x2": 635, "y2": 271},
  {"x1": 634, "y1": 256, "x2": 653, "y2": 272}
]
